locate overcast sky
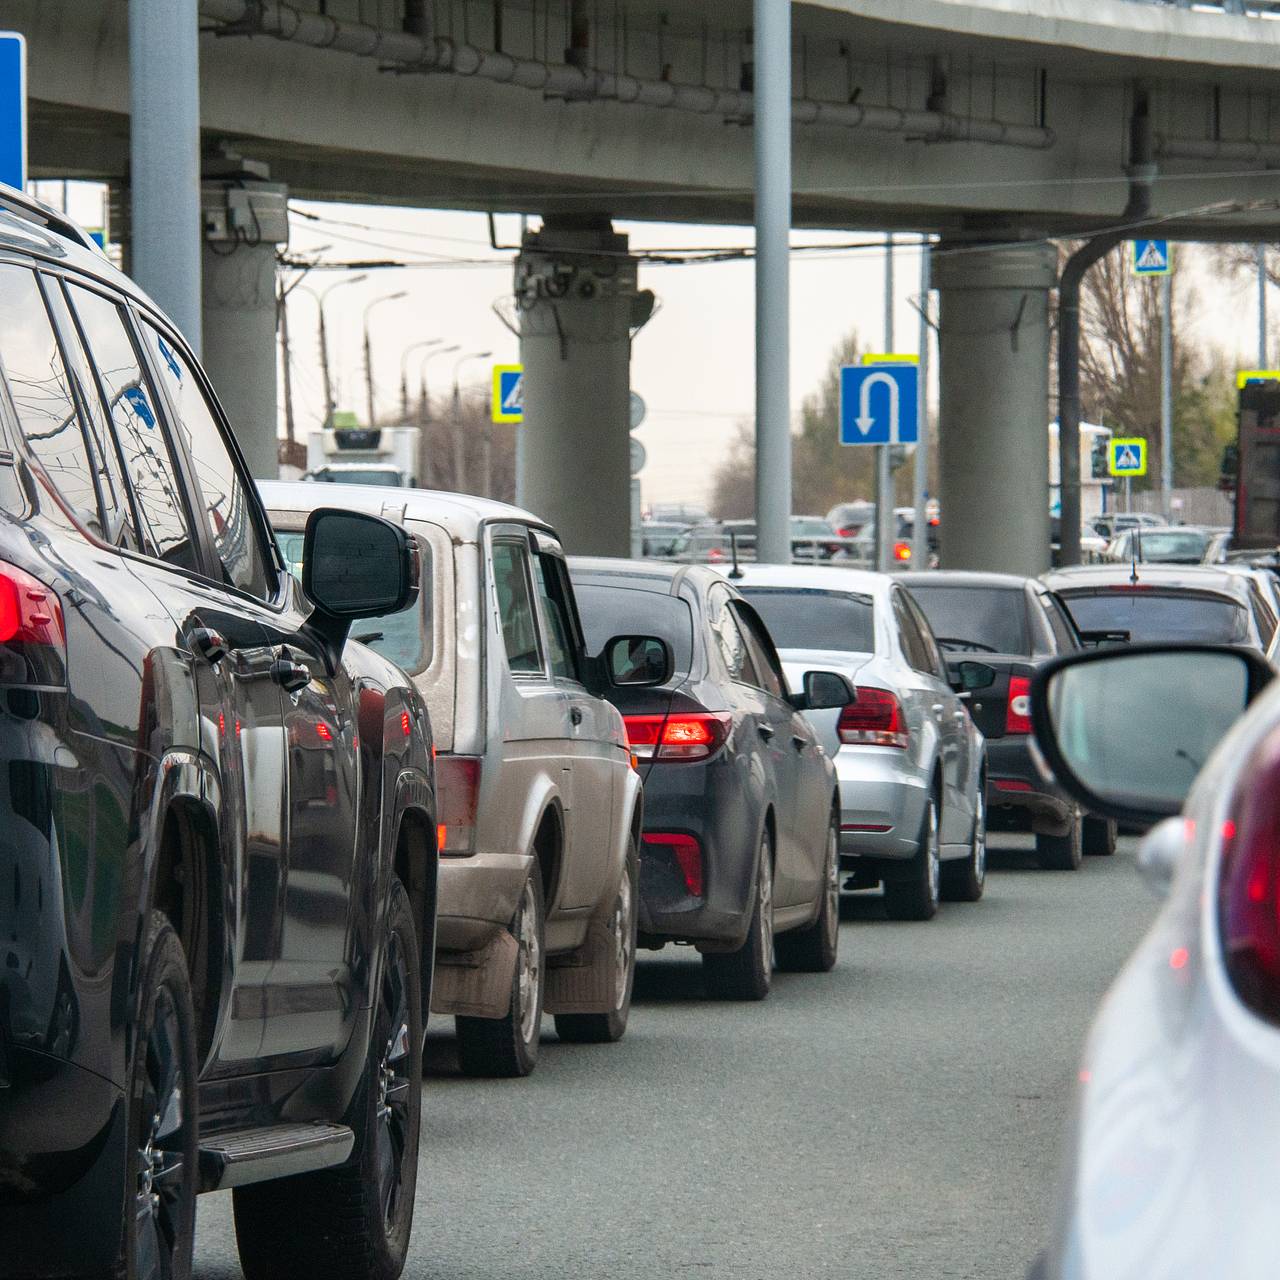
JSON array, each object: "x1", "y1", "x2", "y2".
[{"x1": 46, "y1": 182, "x2": 1273, "y2": 511}]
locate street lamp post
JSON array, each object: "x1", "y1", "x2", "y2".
[
  {"x1": 299, "y1": 273, "x2": 367, "y2": 429},
  {"x1": 451, "y1": 350, "x2": 492, "y2": 494},
  {"x1": 418, "y1": 344, "x2": 459, "y2": 486},
  {"x1": 363, "y1": 290, "x2": 408, "y2": 428},
  {"x1": 399, "y1": 340, "x2": 442, "y2": 420}
]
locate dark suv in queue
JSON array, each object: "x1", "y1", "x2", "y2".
[{"x1": 0, "y1": 190, "x2": 437, "y2": 1280}]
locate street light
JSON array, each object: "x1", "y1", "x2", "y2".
[
  {"x1": 450, "y1": 349, "x2": 492, "y2": 494},
  {"x1": 363, "y1": 290, "x2": 408, "y2": 427},
  {"x1": 299, "y1": 273, "x2": 367, "y2": 428},
  {"x1": 418, "y1": 343, "x2": 460, "y2": 424},
  {"x1": 399, "y1": 339, "x2": 443, "y2": 420}
]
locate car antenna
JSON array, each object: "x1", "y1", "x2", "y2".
[
  {"x1": 728, "y1": 529, "x2": 744, "y2": 580},
  {"x1": 1130, "y1": 526, "x2": 1141, "y2": 584}
]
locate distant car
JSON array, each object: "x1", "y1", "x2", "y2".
[
  {"x1": 266, "y1": 484, "x2": 668, "y2": 1076},
  {"x1": 846, "y1": 509, "x2": 939, "y2": 569},
  {"x1": 719, "y1": 516, "x2": 851, "y2": 561},
  {"x1": 730, "y1": 565, "x2": 988, "y2": 920},
  {"x1": 666, "y1": 525, "x2": 739, "y2": 565},
  {"x1": 570, "y1": 558, "x2": 850, "y2": 1000},
  {"x1": 648, "y1": 502, "x2": 713, "y2": 525},
  {"x1": 1104, "y1": 525, "x2": 1214, "y2": 565},
  {"x1": 826, "y1": 500, "x2": 876, "y2": 537},
  {"x1": 1043, "y1": 564, "x2": 1279, "y2": 662},
  {"x1": 898, "y1": 572, "x2": 1114, "y2": 867},
  {"x1": 1050, "y1": 519, "x2": 1110, "y2": 567},
  {"x1": 641, "y1": 520, "x2": 691, "y2": 557},
  {"x1": 1089, "y1": 511, "x2": 1166, "y2": 540}
]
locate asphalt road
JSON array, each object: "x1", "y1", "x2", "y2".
[{"x1": 193, "y1": 834, "x2": 1157, "y2": 1280}]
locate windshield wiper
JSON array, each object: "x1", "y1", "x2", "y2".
[{"x1": 935, "y1": 636, "x2": 997, "y2": 653}]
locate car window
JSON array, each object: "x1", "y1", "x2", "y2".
[
  {"x1": 707, "y1": 584, "x2": 758, "y2": 686},
  {"x1": 891, "y1": 589, "x2": 934, "y2": 675},
  {"x1": 491, "y1": 539, "x2": 543, "y2": 675},
  {"x1": 1247, "y1": 582, "x2": 1277, "y2": 648},
  {"x1": 903, "y1": 592, "x2": 947, "y2": 681},
  {"x1": 738, "y1": 587, "x2": 875, "y2": 654},
  {"x1": 574, "y1": 582, "x2": 695, "y2": 679},
  {"x1": 66, "y1": 283, "x2": 200, "y2": 573},
  {"x1": 906, "y1": 585, "x2": 1030, "y2": 655},
  {"x1": 0, "y1": 265, "x2": 107, "y2": 540},
  {"x1": 532, "y1": 552, "x2": 579, "y2": 681},
  {"x1": 1060, "y1": 589, "x2": 1251, "y2": 645},
  {"x1": 141, "y1": 323, "x2": 271, "y2": 600},
  {"x1": 731, "y1": 601, "x2": 787, "y2": 699},
  {"x1": 1042, "y1": 592, "x2": 1080, "y2": 652}
]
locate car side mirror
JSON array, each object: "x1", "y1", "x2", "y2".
[
  {"x1": 300, "y1": 507, "x2": 420, "y2": 673},
  {"x1": 950, "y1": 661, "x2": 996, "y2": 693},
  {"x1": 1030, "y1": 643, "x2": 1272, "y2": 825},
  {"x1": 598, "y1": 634, "x2": 674, "y2": 688},
  {"x1": 791, "y1": 670, "x2": 857, "y2": 711}
]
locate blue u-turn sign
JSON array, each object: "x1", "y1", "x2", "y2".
[
  {"x1": 839, "y1": 363, "x2": 920, "y2": 446},
  {"x1": 0, "y1": 34, "x2": 26, "y2": 192}
]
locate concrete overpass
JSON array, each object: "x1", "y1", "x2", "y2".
[{"x1": 10, "y1": 0, "x2": 1280, "y2": 570}]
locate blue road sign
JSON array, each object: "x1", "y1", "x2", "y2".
[
  {"x1": 839, "y1": 364, "x2": 919, "y2": 446},
  {"x1": 1132, "y1": 239, "x2": 1172, "y2": 277},
  {"x1": 492, "y1": 364, "x2": 523, "y2": 423},
  {"x1": 0, "y1": 34, "x2": 25, "y2": 191}
]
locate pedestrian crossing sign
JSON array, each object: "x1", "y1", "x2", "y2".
[
  {"x1": 1131, "y1": 239, "x2": 1172, "y2": 277},
  {"x1": 492, "y1": 364, "x2": 523, "y2": 424},
  {"x1": 1109, "y1": 438, "x2": 1148, "y2": 477}
]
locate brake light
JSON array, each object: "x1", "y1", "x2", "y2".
[
  {"x1": 0, "y1": 563, "x2": 66, "y2": 686},
  {"x1": 893, "y1": 541, "x2": 912, "y2": 562},
  {"x1": 1218, "y1": 729, "x2": 1280, "y2": 1024},
  {"x1": 836, "y1": 526, "x2": 855, "y2": 537},
  {"x1": 401, "y1": 710, "x2": 412, "y2": 737},
  {"x1": 642, "y1": 832, "x2": 703, "y2": 896},
  {"x1": 624, "y1": 712, "x2": 732, "y2": 763},
  {"x1": 838, "y1": 688, "x2": 908, "y2": 748},
  {"x1": 435, "y1": 754, "x2": 481, "y2": 855},
  {"x1": 315, "y1": 722, "x2": 333, "y2": 742},
  {"x1": 1006, "y1": 676, "x2": 1033, "y2": 734}
]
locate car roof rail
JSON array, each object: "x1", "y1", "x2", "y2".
[{"x1": 0, "y1": 183, "x2": 101, "y2": 253}]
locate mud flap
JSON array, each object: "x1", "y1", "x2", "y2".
[
  {"x1": 543, "y1": 919, "x2": 616, "y2": 1015},
  {"x1": 429, "y1": 929, "x2": 518, "y2": 1019}
]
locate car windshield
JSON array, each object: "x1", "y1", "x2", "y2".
[
  {"x1": 907, "y1": 586, "x2": 1030, "y2": 655},
  {"x1": 1127, "y1": 529, "x2": 1210, "y2": 562},
  {"x1": 574, "y1": 582, "x2": 695, "y2": 678},
  {"x1": 310, "y1": 468, "x2": 402, "y2": 487},
  {"x1": 1060, "y1": 589, "x2": 1251, "y2": 645},
  {"x1": 791, "y1": 519, "x2": 832, "y2": 537},
  {"x1": 275, "y1": 529, "x2": 430, "y2": 672},
  {"x1": 738, "y1": 587, "x2": 875, "y2": 653}
]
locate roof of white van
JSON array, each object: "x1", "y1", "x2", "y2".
[{"x1": 258, "y1": 479, "x2": 550, "y2": 541}]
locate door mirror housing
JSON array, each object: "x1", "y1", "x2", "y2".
[
  {"x1": 791, "y1": 670, "x2": 857, "y2": 711},
  {"x1": 300, "y1": 508, "x2": 420, "y2": 672},
  {"x1": 598, "y1": 634, "x2": 674, "y2": 688},
  {"x1": 1030, "y1": 643, "x2": 1272, "y2": 825},
  {"x1": 950, "y1": 661, "x2": 997, "y2": 693}
]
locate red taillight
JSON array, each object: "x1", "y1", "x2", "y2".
[
  {"x1": 836, "y1": 526, "x2": 855, "y2": 537},
  {"x1": 643, "y1": 832, "x2": 703, "y2": 897},
  {"x1": 436, "y1": 754, "x2": 481, "y2": 855},
  {"x1": 837, "y1": 688, "x2": 908, "y2": 748},
  {"x1": 993, "y1": 778, "x2": 1033, "y2": 793},
  {"x1": 400, "y1": 710, "x2": 412, "y2": 737},
  {"x1": 893, "y1": 541, "x2": 912, "y2": 562},
  {"x1": 1006, "y1": 676, "x2": 1033, "y2": 735},
  {"x1": 1219, "y1": 730, "x2": 1280, "y2": 1023},
  {"x1": 0, "y1": 563, "x2": 66, "y2": 685},
  {"x1": 315, "y1": 721, "x2": 333, "y2": 742},
  {"x1": 624, "y1": 712, "x2": 731, "y2": 763}
]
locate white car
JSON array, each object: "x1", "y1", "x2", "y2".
[{"x1": 1029, "y1": 640, "x2": 1278, "y2": 1279}]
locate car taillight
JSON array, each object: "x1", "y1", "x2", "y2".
[
  {"x1": 642, "y1": 832, "x2": 703, "y2": 896},
  {"x1": 893, "y1": 541, "x2": 912, "y2": 562},
  {"x1": 836, "y1": 526, "x2": 855, "y2": 537},
  {"x1": 435, "y1": 754, "x2": 481, "y2": 855},
  {"x1": 624, "y1": 712, "x2": 732, "y2": 763},
  {"x1": 1006, "y1": 675, "x2": 1033, "y2": 735},
  {"x1": 837, "y1": 688, "x2": 908, "y2": 748},
  {"x1": 1219, "y1": 729, "x2": 1280, "y2": 1024},
  {"x1": 0, "y1": 563, "x2": 65, "y2": 686}
]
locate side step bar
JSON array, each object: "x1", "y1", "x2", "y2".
[{"x1": 198, "y1": 1122, "x2": 354, "y2": 1192}]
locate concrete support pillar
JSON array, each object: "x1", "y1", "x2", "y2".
[
  {"x1": 933, "y1": 242, "x2": 1058, "y2": 576},
  {"x1": 200, "y1": 176, "x2": 289, "y2": 479},
  {"x1": 515, "y1": 216, "x2": 653, "y2": 555}
]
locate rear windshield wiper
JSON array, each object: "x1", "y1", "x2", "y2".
[{"x1": 935, "y1": 637, "x2": 997, "y2": 653}]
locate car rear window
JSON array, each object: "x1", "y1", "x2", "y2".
[
  {"x1": 574, "y1": 583, "x2": 695, "y2": 676},
  {"x1": 275, "y1": 528, "x2": 432, "y2": 673},
  {"x1": 737, "y1": 588, "x2": 874, "y2": 653},
  {"x1": 907, "y1": 586, "x2": 1030, "y2": 655},
  {"x1": 1128, "y1": 529, "x2": 1210, "y2": 563},
  {"x1": 1060, "y1": 589, "x2": 1251, "y2": 645}
]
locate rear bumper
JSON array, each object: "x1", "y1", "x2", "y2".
[
  {"x1": 834, "y1": 746, "x2": 929, "y2": 863},
  {"x1": 435, "y1": 852, "x2": 534, "y2": 953},
  {"x1": 985, "y1": 736, "x2": 1074, "y2": 833}
]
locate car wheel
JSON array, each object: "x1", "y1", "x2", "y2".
[
  {"x1": 1037, "y1": 813, "x2": 1084, "y2": 871},
  {"x1": 456, "y1": 870, "x2": 545, "y2": 1077},
  {"x1": 941, "y1": 785, "x2": 986, "y2": 903},
  {"x1": 234, "y1": 877, "x2": 422, "y2": 1280},
  {"x1": 555, "y1": 836, "x2": 639, "y2": 1044},
  {"x1": 775, "y1": 811, "x2": 840, "y2": 973},
  {"x1": 703, "y1": 829, "x2": 774, "y2": 1000},
  {"x1": 883, "y1": 791, "x2": 941, "y2": 921},
  {"x1": 120, "y1": 911, "x2": 198, "y2": 1280},
  {"x1": 1082, "y1": 814, "x2": 1118, "y2": 857}
]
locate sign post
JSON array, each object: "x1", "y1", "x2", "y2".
[{"x1": 0, "y1": 33, "x2": 27, "y2": 192}]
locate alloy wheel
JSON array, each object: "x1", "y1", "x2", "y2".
[
  {"x1": 925, "y1": 801, "x2": 941, "y2": 907},
  {"x1": 373, "y1": 929, "x2": 414, "y2": 1231},
  {"x1": 612, "y1": 870, "x2": 634, "y2": 1011},
  {"x1": 758, "y1": 842, "x2": 774, "y2": 961},
  {"x1": 822, "y1": 824, "x2": 840, "y2": 951},
  {"x1": 516, "y1": 879, "x2": 543, "y2": 1043}
]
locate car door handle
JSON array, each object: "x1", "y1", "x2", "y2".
[
  {"x1": 791, "y1": 734, "x2": 808, "y2": 751},
  {"x1": 757, "y1": 723, "x2": 775, "y2": 740},
  {"x1": 570, "y1": 706, "x2": 583, "y2": 726},
  {"x1": 269, "y1": 653, "x2": 311, "y2": 693},
  {"x1": 931, "y1": 703, "x2": 946, "y2": 716},
  {"x1": 190, "y1": 626, "x2": 227, "y2": 666}
]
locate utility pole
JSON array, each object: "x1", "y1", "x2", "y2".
[
  {"x1": 1160, "y1": 272, "x2": 1173, "y2": 519},
  {"x1": 278, "y1": 278, "x2": 296, "y2": 468},
  {"x1": 1259, "y1": 243, "x2": 1269, "y2": 368},
  {"x1": 912, "y1": 238, "x2": 931, "y2": 569},
  {"x1": 877, "y1": 233, "x2": 895, "y2": 572},
  {"x1": 752, "y1": 0, "x2": 792, "y2": 565}
]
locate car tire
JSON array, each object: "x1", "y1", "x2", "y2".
[
  {"x1": 555, "y1": 836, "x2": 639, "y2": 1044},
  {"x1": 1037, "y1": 814, "x2": 1083, "y2": 871},
  {"x1": 1082, "y1": 814, "x2": 1118, "y2": 857},
  {"x1": 234, "y1": 877, "x2": 422, "y2": 1280},
  {"x1": 702, "y1": 830, "x2": 774, "y2": 1001},
  {"x1": 456, "y1": 870, "x2": 545, "y2": 1078},
  {"x1": 775, "y1": 812, "x2": 840, "y2": 973},
  {"x1": 941, "y1": 785, "x2": 986, "y2": 903},
  {"x1": 119, "y1": 911, "x2": 199, "y2": 1280},
  {"x1": 884, "y1": 791, "x2": 941, "y2": 921}
]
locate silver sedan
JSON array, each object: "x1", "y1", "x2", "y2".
[{"x1": 725, "y1": 565, "x2": 988, "y2": 921}]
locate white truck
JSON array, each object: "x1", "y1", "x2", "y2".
[{"x1": 305, "y1": 423, "x2": 422, "y2": 488}]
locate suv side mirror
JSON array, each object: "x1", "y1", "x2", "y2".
[
  {"x1": 300, "y1": 508, "x2": 420, "y2": 672},
  {"x1": 791, "y1": 670, "x2": 857, "y2": 711},
  {"x1": 950, "y1": 661, "x2": 996, "y2": 693},
  {"x1": 600, "y1": 634, "x2": 674, "y2": 688},
  {"x1": 1030, "y1": 643, "x2": 1272, "y2": 825}
]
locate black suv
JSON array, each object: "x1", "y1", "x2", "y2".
[{"x1": 0, "y1": 189, "x2": 437, "y2": 1280}]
